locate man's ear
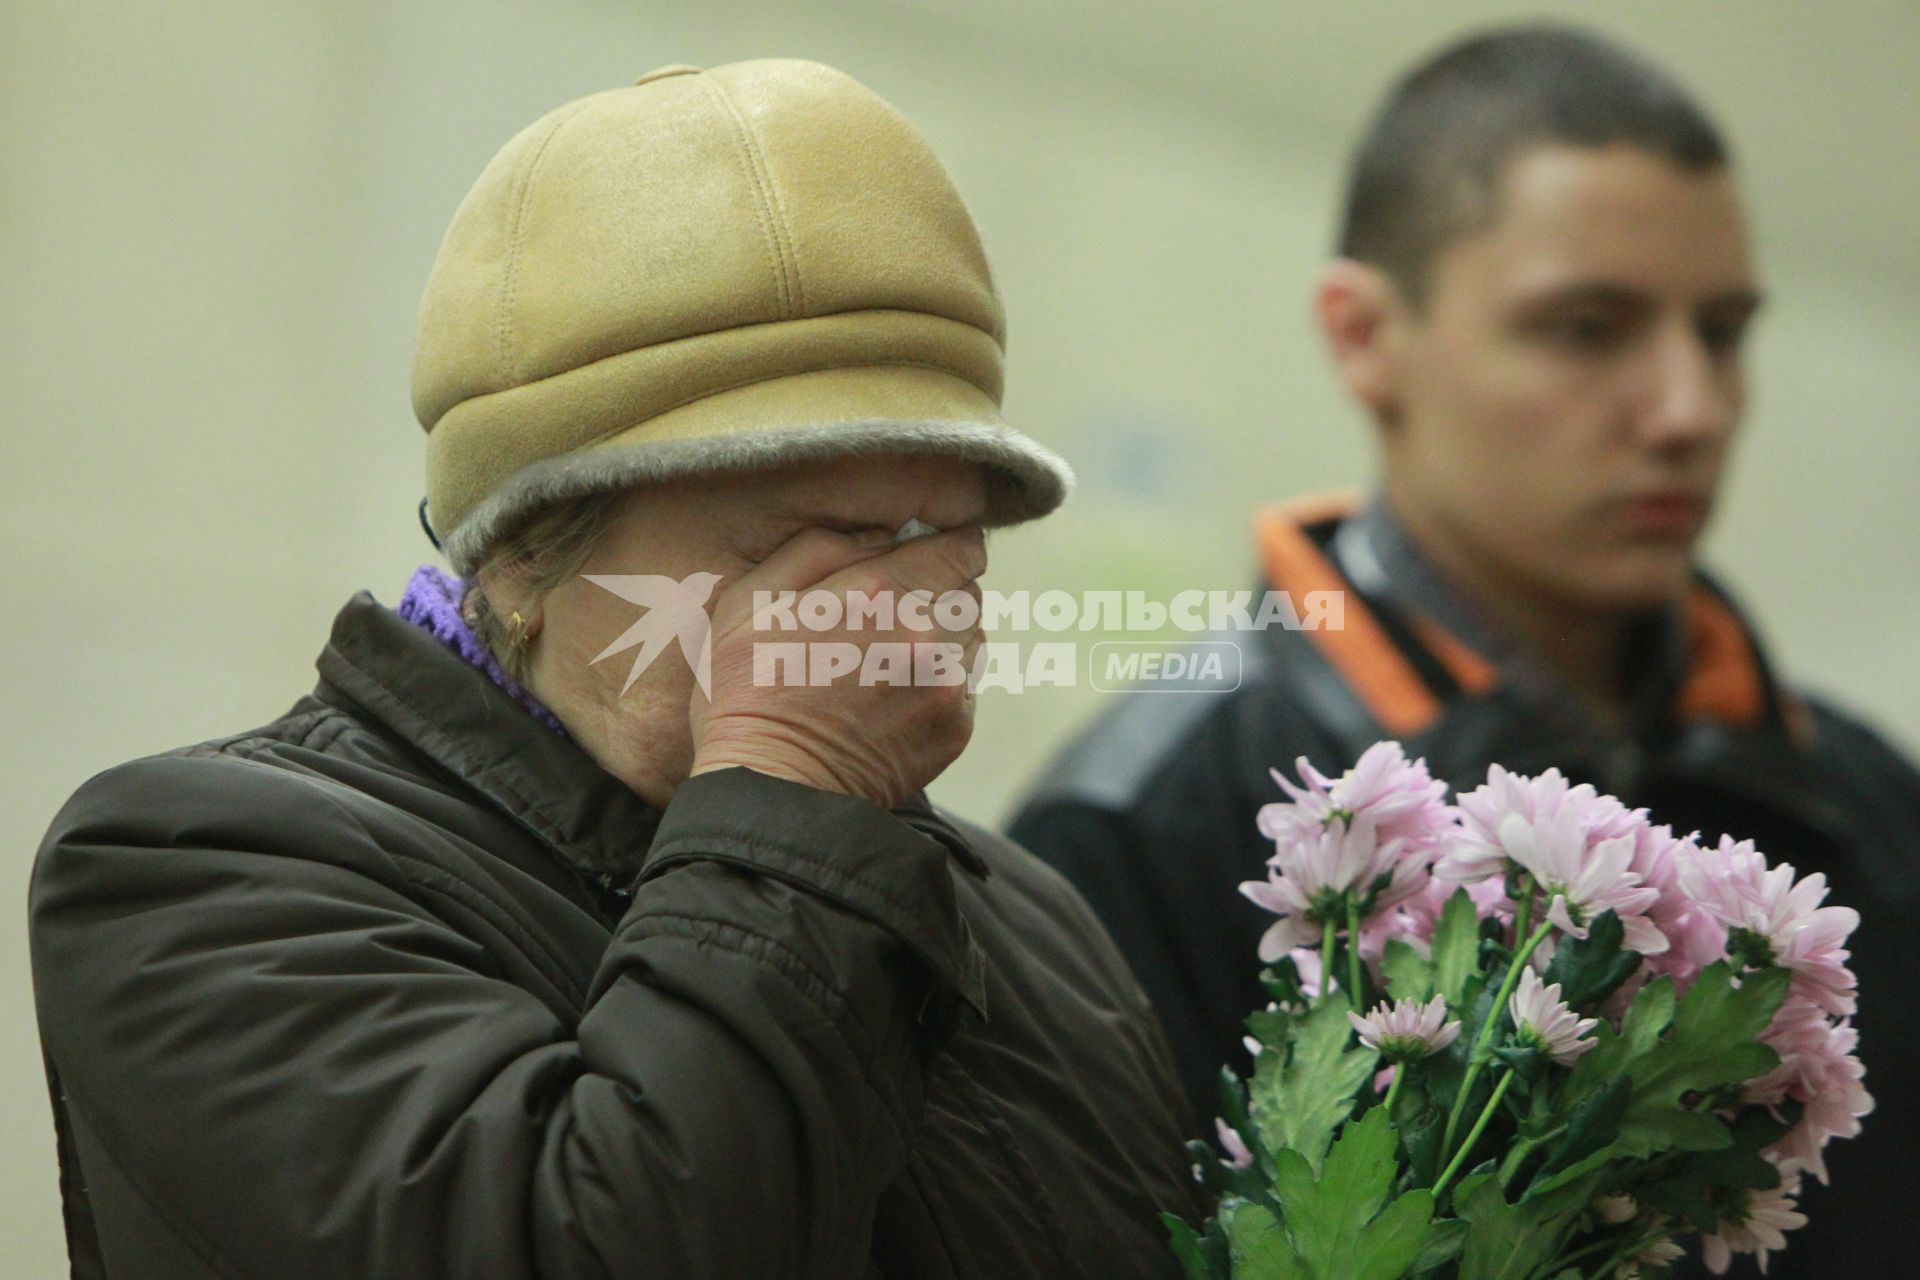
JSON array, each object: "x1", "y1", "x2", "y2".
[{"x1": 1312, "y1": 258, "x2": 1409, "y2": 427}]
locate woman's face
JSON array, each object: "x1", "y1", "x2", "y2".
[{"x1": 518, "y1": 452, "x2": 991, "y2": 799}]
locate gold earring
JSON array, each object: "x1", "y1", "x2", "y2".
[{"x1": 506, "y1": 610, "x2": 532, "y2": 649}]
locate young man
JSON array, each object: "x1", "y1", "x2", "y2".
[{"x1": 1011, "y1": 25, "x2": 1919, "y2": 1278}]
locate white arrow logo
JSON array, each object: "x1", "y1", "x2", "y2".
[{"x1": 583, "y1": 572, "x2": 724, "y2": 696}]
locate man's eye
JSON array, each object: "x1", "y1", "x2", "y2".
[
  {"x1": 1699, "y1": 316, "x2": 1752, "y2": 359},
  {"x1": 1546, "y1": 312, "x2": 1626, "y2": 352}
]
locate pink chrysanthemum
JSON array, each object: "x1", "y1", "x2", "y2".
[
  {"x1": 1676, "y1": 837, "x2": 1859, "y2": 1017},
  {"x1": 1701, "y1": 1159, "x2": 1807, "y2": 1276},
  {"x1": 1347, "y1": 994, "x2": 1462, "y2": 1061},
  {"x1": 1749, "y1": 998, "x2": 1873, "y2": 1184},
  {"x1": 1239, "y1": 812, "x2": 1428, "y2": 962},
  {"x1": 1244, "y1": 746, "x2": 1463, "y2": 966},
  {"x1": 1256, "y1": 741, "x2": 1455, "y2": 850},
  {"x1": 1214, "y1": 1117, "x2": 1254, "y2": 1170},
  {"x1": 1435, "y1": 765, "x2": 1598, "y2": 883},
  {"x1": 1354, "y1": 875, "x2": 1452, "y2": 963},
  {"x1": 1437, "y1": 766, "x2": 1669, "y2": 956},
  {"x1": 1633, "y1": 825, "x2": 1726, "y2": 984},
  {"x1": 1509, "y1": 967, "x2": 1600, "y2": 1065}
]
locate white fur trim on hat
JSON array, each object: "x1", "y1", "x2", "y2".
[{"x1": 435, "y1": 419, "x2": 1074, "y2": 577}]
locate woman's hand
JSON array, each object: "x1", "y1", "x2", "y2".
[{"x1": 688, "y1": 523, "x2": 986, "y2": 811}]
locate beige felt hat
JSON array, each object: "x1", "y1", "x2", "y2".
[{"x1": 413, "y1": 59, "x2": 1074, "y2": 575}]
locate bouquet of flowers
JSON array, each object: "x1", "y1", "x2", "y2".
[{"x1": 1167, "y1": 743, "x2": 1871, "y2": 1280}]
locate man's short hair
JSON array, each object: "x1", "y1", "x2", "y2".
[{"x1": 1337, "y1": 23, "x2": 1730, "y2": 305}]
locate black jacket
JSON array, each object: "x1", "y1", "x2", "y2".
[
  {"x1": 1010, "y1": 495, "x2": 1920, "y2": 1279},
  {"x1": 30, "y1": 590, "x2": 1204, "y2": 1280}
]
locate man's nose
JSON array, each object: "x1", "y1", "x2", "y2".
[{"x1": 1637, "y1": 323, "x2": 1739, "y2": 450}]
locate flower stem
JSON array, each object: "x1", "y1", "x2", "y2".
[
  {"x1": 1545, "y1": 1224, "x2": 1670, "y2": 1277},
  {"x1": 1497, "y1": 1130, "x2": 1554, "y2": 1193},
  {"x1": 1439, "y1": 919, "x2": 1555, "y2": 1161},
  {"x1": 1319, "y1": 918, "x2": 1336, "y2": 1006},
  {"x1": 1382, "y1": 1063, "x2": 1405, "y2": 1115},
  {"x1": 1346, "y1": 896, "x2": 1364, "y2": 1003},
  {"x1": 1510, "y1": 872, "x2": 1535, "y2": 950},
  {"x1": 1433, "y1": 1068, "x2": 1515, "y2": 1200}
]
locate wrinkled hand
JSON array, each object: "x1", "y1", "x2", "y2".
[{"x1": 689, "y1": 524, "x2": 987, "y2": 810}]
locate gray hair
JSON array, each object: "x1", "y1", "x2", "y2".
[{"x1": 462, "y1": 490, "x2": 628, "y2": 686}]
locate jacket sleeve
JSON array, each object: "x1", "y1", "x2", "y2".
[{"x1": 29, "y1": 755, "x2": 985, "y2": 1280}]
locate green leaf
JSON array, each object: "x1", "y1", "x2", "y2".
[
  {"x1": 1346, "y1": 1189, "x2": 1437, "y2": 1280},
  {"x1": 1637, "y1": 1105, "x2": 1796, "y2": 1233},
  {"x1": 1271, "y1": 1109, "x2": 1396, "y2": 1252},
  {"x1": 1564, "y1": 978, "x2": 1674, "y2": 1104},
  {"x1": 1226, "y1": 1200, "x2": 1300, "y2": 1280},
  {"x1": 1524, "y1": 1142, "x2": 1620, "y2": 1200},
  {"x1": 1559, "y1": 965, "x2": 1788, "y2": 1163},
  {"x1": 1395, "y1": 1094, "x2": 1449, "y2": 1189},
  {"x1": 1247, "y1": 1007, "x2": 1295, "y2": 1053},
  {"x1": 1270, "y1": 1110, "x2": 1438, "y2": 1280},
  {"x1": 1165, "y1": 1212, "x2": 1226, "y2": 1280},
  {"x1": 1381, "y1": 938, "x2": 1434, "y2": 1002},
  {"x1": 1251, "y1": 993, "x2": 1380, "y2": 1173},
  {"x1": 1261, "y1": 956, "x2": 1310, "y2": 1010},
  {"x1": 1540, "y1": 910, "x2": 1642, "y2": 1011},
  {"x1": 1219, "y1": 1065, "x2": 1252, "y2": 1131},
  {"x1": 1613, "y1": 964, "x2": 1788, "y2": 1157},
  {"x1": 1454, "y1": 1169, "x2": 1601, "y2": 1280},
  {"x1": 1430, "y1": 889, "x2": 1480, "y2": 1008},
  {"x1": 1408, "y1": 1217, "x2": 1466, "y2": 1274},
  {"x1": 1525, "y1": 1075, "x2": 1629, "y2": 1196},
  {"x1": 1188, "y1": 1135, "x2": 1274, "y2": 1204}
]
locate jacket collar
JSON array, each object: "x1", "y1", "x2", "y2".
[
  {"x1": 1252, "y1": 492, "x2": 1795, "y2": 746},
  {"x1": 307, "y1": 590, "x2": 986, "y2": 885},
  {"x1": 312, "y1": 590, "x2": 664, "y2": 884}
]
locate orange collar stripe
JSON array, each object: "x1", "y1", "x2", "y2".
[
  {"x1": 1253, "y1": 498, "x2": 1441, "y2": 737},
  {"x1": 1410, "y1": 616, "x2": 1501, "y2": 697},
  {"x1": 1675, "y1": 587, "x2": 1766, "y2": 728}
]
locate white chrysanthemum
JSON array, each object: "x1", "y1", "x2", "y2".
[
  {"x1": 1508, "y1": 967, "x2": 1599, "y2": 1065},
  {"x1": 1347, "y1": 995, "x2": 1462, "y2": 1061}
]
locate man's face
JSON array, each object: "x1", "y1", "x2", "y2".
[{"x1": 1380, "y1": 143, "x2": 1762, "y2": 612}]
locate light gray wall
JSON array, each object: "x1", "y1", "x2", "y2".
[{"x1": 5, "y1": 2, "x2": 1915, "y2": 1268}]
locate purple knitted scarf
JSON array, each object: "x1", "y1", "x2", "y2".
[{"x1": 395, "y1": 565, "x2": 572, "y2": 740}]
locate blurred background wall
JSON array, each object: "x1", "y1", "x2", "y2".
[{"x1": 4, "y1": 0, "x2": 1915, "y2": 1268}]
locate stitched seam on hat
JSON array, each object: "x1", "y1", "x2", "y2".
[
  {"x1": 700, "y1": 76, "x2": 797, "y2": 320},
  {"x1": 497, "y1": 101, "x2": 595, "y2": 383},
  {"x1": 719, "y1": 87, "x2": 806, "y2": 318}
]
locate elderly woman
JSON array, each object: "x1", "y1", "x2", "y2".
[{"x1": 30, "y1": 61, "x2": 1203, "y2": 1279}]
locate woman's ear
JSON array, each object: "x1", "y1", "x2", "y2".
[
  {"x1": 466, "y1": 570, "x2": 543, "y2": 645},
  {"x1": 1312, "y1": 258, "x2": 1410, "y2": 429}
]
